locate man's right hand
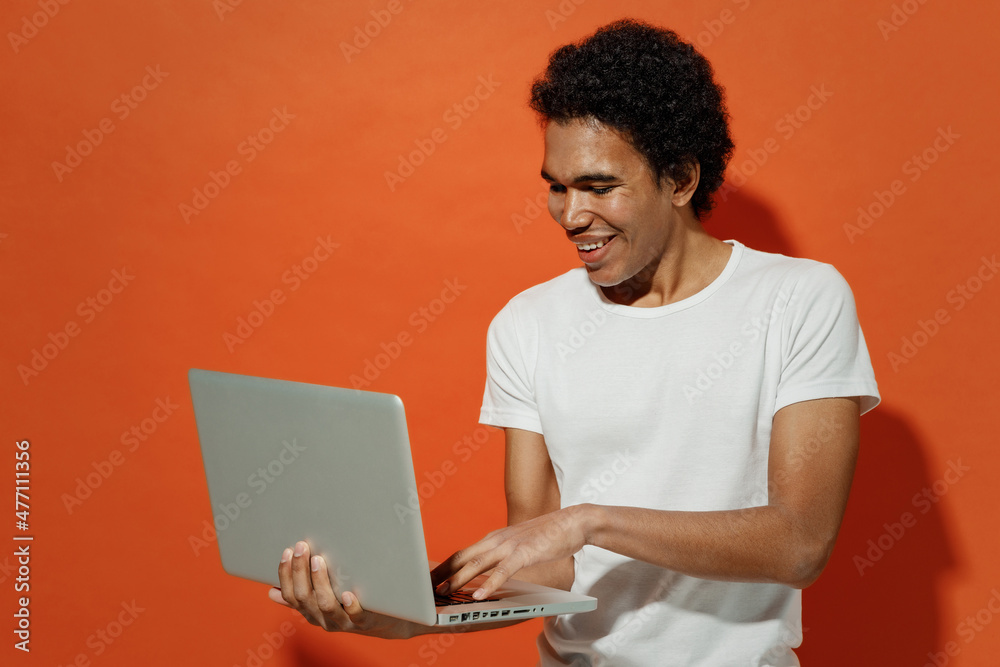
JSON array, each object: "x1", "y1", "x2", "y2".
[{"x1": 269, "y1": 540, "x2": 428, "y2": 639}]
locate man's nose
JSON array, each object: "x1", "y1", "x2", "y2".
[{"x1": 558, "y1": 189, "x2": 590, "y2": 230}]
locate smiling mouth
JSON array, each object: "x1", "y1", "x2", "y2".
[
  {"x1": 573, "y1": 235, "x2": 618, "y2": 266},
  {"x1": 574, "y1": 236, "x2": 615, "y2": 252}
]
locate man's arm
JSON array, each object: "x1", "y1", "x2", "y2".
[
  {"x1": 434, "y1": 396, "x2": 861, "y2": 598},
  {"x1": 499, "y1": 427, "x2": 574, "y2": 590},
  {"x1": 431, "y1": 426, "x2": 573, "y2": 591}
]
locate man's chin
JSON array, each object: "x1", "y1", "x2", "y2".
[
  {"x1": 588, "y1": 266, "x2": 657, "y2": 305},
  {"x1": 584, "y1": 267, "x2": 621, "y2": 289}
]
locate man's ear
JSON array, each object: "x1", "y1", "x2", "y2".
[{"x1": 668, "y1": 161, "x2": 701, "y2": 207}]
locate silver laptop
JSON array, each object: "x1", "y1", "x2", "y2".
[{"x1": 188, "y1": 368, "x2": 597, "y2": 626}]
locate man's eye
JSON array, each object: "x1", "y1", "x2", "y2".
[
  {"x1": 591, "y1": 186, "x2": 613, "y2": 195},
  {"x1": 549, "y1": 184, "x2": 566, "y2": 194}
]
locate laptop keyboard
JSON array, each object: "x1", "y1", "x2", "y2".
[{"x1": 434, "y1": 588, "x2": 501, "y2": 605}]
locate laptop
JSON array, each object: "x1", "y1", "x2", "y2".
[{"x1": 188, "y1": 368, "x2": 597, "y2": 626}]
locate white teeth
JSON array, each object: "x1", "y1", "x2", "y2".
[{"x1": 577, "y1": 238, "x2": 609, "y2": 251}]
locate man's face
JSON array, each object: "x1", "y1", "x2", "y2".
[{"x1": 541, "y1": 118, "x2": 678, "y2": 289}]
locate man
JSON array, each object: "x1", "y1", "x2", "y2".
[{"x1": 271, "y1": 19, "x2": 880, "y2": 665}]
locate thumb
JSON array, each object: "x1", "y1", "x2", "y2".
[{"x1": 341, "y1": 591, "x2": 365, "y2": 622}]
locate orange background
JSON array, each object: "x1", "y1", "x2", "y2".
[{"x1": 3, "y1": 0, "x2": 999, "y2": 665}]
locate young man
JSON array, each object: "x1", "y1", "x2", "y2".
[{"x1": 271, "y1": 19, "x2": 880, "y2": 665}]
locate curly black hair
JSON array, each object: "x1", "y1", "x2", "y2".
[{"x1": 529, "y1": 19, "x2": 735, "y2": 220}]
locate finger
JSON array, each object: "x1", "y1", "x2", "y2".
[
  {"x1": 277, "y1": 547, "x2": 298, "y2": 607},
  {"x1": 432, "y1": 544, "x2": 478, "y2": 577},
  {"x1": 340, "y1": 590, "x2": 367, "y2": 626},
  {"x1": 310, "y1": 555, "x2": 347, "y2": 622},
  {"x1": 431, "y1": 548, "x2": 472, "y2": 592},
  {"x1": 430, "y1": 557, "x2": 460, "y2": 588},
  {"x1": 442, "y1": 551, "x2": 506, "y2": 595},
  {"x1": 290, "y1": 541, "x2": 314, "y2": 601},
  {"x1": 473, "y1": 553, "x2": 523, "y2": 600},
  {"x1": 268, "y1": 587, "x2": 291, "y2": 607},
  {"x1": 432, "y1": 535, "x2": 504, "y2": 593}
]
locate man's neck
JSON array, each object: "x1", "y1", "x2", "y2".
[{"x1": 601, "y1": 225, "x2": 732, "y2": 308}]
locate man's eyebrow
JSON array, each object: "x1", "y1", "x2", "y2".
[{"x1": 540, "y1": 170, "x2": 619, "y2": 184}]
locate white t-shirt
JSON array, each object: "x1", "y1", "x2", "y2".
[{"x1": 479, "y1": 240, "x2": 880, "y2": 667}]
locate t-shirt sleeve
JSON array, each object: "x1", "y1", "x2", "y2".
[
  {"x1": 775, "y1": 263, "x2": 881, "y2": 415},
  {"x1": 479, "y1": 301, "x2": 544, "y2": 434}
]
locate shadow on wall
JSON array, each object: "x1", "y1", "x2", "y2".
[
  {"x1": 799, "y1": 408, "x2": 951, "y2": 666},
  {"x1": 704, "y1": 185, "x2": 797, "y2": 257},
  {"x1": 288, "y1": 631, "x2": 383, "y2": 666}
]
